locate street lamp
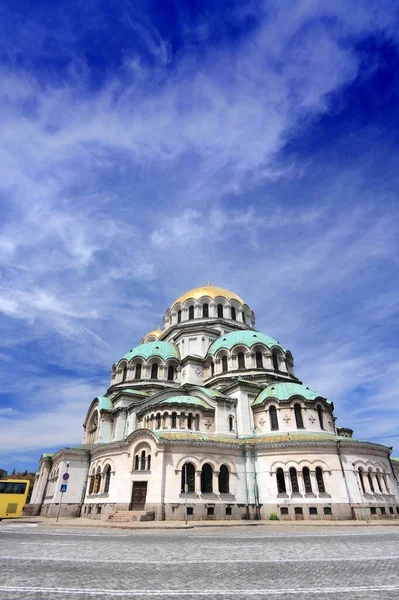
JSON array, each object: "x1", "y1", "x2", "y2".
[{"x1": 56, "y1": 461, "x2": 70, "y2": 522}]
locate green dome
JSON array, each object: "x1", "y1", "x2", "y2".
[
  {"x1": 252, "y1": 382, "x2": 325, "y2": 406},
  {"x1": 96, "y1": 396, "x2": 113, "y2": 411},
  {"x1": 157, "y1": 395, "x2": 214, "y2": 409},
  {"x1": 122, "y1": 341, "x2": 180, "y2": 362},
  {"x1": 207, "y1": 330, "x2": 283, "y2": 355}
]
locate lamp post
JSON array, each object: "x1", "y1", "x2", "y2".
[{"x1": 56, "y1": 461, "x2": 70, "y2": 522}]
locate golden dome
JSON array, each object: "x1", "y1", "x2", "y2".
[
  {"x1": 141, "y1": 327, "x2": 163, "y2": 342},
  {"x1": 172, "y1": 283, "x2": 246, "y2": 306}
]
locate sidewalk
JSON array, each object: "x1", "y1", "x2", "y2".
[{"x1": 4, "y1": 516, "x2": 399, "y2": 530}]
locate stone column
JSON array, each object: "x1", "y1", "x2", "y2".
[
  {"x1": 310, "y1": 471, "x2": 318, "y2": 494},
  {"x1": 284, "y1": 471, "x2": 292, "y2": 495},
  {"x1": 195, "y1": 471, "x2": 202, "y2": 494},
  {"x1": 213, "y1": 471, "x2": 219, "y2": 494}
]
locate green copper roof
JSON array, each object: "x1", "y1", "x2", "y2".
[
  {"x1": 157, "y1": 395, "x2": 214, "y2": 409},
  {"x1": 122, "y1": 341, "x2": 180, "y2": 362},
  {"x1": 207, "y1": 330, "x2": 283, "y2": 355},
  {"x1": 252, "y1": 382, "x2": 325, "y2": 406},
  {"x1": 189, "y1": 386, "x2": 229, "y2": 399},
  {"x1": 96, "y1": 396, "x2": 114, "y2": 411},
  {"x1": 120, "y1": 389, "x2": 149, "y2": 396}
]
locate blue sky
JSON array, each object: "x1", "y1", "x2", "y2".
[{"x1": 1, "y1": 0, "x2": 399, "y2": 472}]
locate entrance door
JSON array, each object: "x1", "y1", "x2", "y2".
[{"x1": 130, "y1": 482, "x2": 147, "y2": 510}]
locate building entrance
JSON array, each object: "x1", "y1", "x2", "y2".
[{"x1": 130, "y1": 481, "x2": 147, "y2": 510}]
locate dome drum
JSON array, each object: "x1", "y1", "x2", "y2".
[
  {"x1": 137, "y1": 395, "x2": 215, "y2": 434},
  {"x1": 163, "y1": 284, "x2": 255, "y2": 329}
]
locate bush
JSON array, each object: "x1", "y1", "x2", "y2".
[{"x1": 269, "y1": 512, "x2": 279, "y2": 521}]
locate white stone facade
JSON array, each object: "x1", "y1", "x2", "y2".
[{"x1": 30, "y1": 284, "x2": 399, "y2": 521}]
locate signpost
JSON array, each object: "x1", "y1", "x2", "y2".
[{"x1": 56, "y1": 461, "x2": 70, "y2": 522}]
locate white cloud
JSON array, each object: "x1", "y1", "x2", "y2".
[{"x1": 0, "y1": 1, "x2": 398, "y2": 463}]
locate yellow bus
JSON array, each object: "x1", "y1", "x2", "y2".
[{"x1": 0, "y1": 479, "x2": 30, "y2": 520}]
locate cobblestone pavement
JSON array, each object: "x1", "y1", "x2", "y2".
[{"x1": 1, "y1": 523, "x2": 399, "y2": 600}]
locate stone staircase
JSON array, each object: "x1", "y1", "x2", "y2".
[{"x1": 108, "y1": 510, "x2": 155, "y2": 522}]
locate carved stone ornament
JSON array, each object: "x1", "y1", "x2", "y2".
[
  {"x1": 259, "y1": 418, "x2": 266, "y2": 426},
  {"x1": 283, "y1": 416, "x2": 291, "y2": 424},
  {"x1": 195, "y1": 368, "x2": 203, "y2": 376},
  {"x1": 182, "y1": 369, "x2": 186, "y2": 377},
  {"x1": 308, "y1": 416, "x2": 316, "y2": 423}
]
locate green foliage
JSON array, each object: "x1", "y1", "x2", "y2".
[{"x1": 269, "y1": 512, "x2": 279, "y2": 520}]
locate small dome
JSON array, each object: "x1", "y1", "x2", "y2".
[
  {"x1": 207, "y1": 330, "x2": 283, "y2": 355},
  {"x1": 252, "y1": 382, "x2": 326, "y2": 406},
  {"x1": 141, "y1": 328, "x2": 163, "y2": 344},
  {"x1": 122, "y1": 341, "x2": 180, "y2": 362},
  {"x1": 172, "y1": 283, "x2": 246, "y2": 307}
]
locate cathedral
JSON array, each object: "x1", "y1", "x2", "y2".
[{"x1": 30, "y1": 284, "x2": 399, "y2": 521}]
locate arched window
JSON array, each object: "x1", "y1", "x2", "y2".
[
  {"x1": 276, "y1": 468, "x2": 286, "y2": 494},
  {"x1": 195, "y1": 413, "x2": 200, "y2": 430},
  {"x1": 88, "y1": 474, "x2": 95, "y2": 495},
  {"x1": 201, "y1": 463, "x2": 213, "y2": 493},
  {"x1": 134, "y1": 455, "x2": 140, "y2": 470},
  {"x1": 294, "y1": 403, "x2": 304, "y2": 429},
  {"x1": 255, "y1": 351, "x2": 263, "y2": 368},
  {"x1": 272, "y1": 352, "x2": 279, "y2": 371},
  {"x1": 203, "y1": 304, "x2": 209, "y2": 318},
  {"x1": 151, "y1": 363, "x2": 158, "y2": 380},
  {"x1": 177, "y1": 310, "x2": 182, "y2": 323},
  {"x1": 121, "y1": 364, "x2": 127, "y2": 382},
  {"x1": 93, "y1": 467, "x2": 101, "y2": 494},
  {"x1": 181, "y1": 462, "x2": 195, "y2": 493},
  {"x1": 217, "y1": 304, "x2": 224, "y2": 318},
  {"x1": 104, "y1": 465, "x2": 112, "y2": 493},
  {"x1": 317, "y1": 405, "x2": 324, "y2": 429},
  {"x1": 242, "y1": 312, "x2": 246, "y2": 324},
  {"x1": 147, "y1": 454, "x2": 151, "y2": 470},
  {"x1": 219, "y1": 465, "x2": 230, "y2": 493},
  {"x1": 187, "y1": 413, "x2": 193, "y2": 430},
  {"x1": 269, "y1": 406, "x2": 279, "y2": 431},
  {"x1": 367, "y1": 471, "x2": 374, "y2": 493},
  {"x1": 167, "y1": 365, "x2": 174, "y2": 381},
  {"x1": 135, "y1": 363, "x2": 142, "y2": 380},
  {"x1": 302, "y1": 467, "x2": 312, "y2": 493},
  {"x1": 237, "y1": 352, "x2": 245, "y2": 369},
  {"x1": 188, "y1": 306, "x2": 194, "y2": 320},
  {"x1": 140, "y1": 450, "x2": 146, "y2": 470},
  {"x1": 222, "y1": 356, "x2": 228, "y2": 372},
  {"x1": 316, "y1": 467, "x2": 326, "y2": 493},
  {"x1": 171, "y1": 412, "x2": 177, "y2": 428},
  {"x1": 156, "y1": 413, "x2": 161, "y2": 429},
  {"x1": 290, "y1": 467, "x2": 299, "y2": 493},
  {"x1": 376, "y1": 472, "x2": 383, "y2": 493},
  {"x1": 228, "y1": 415, "x2": 234, "y2": 432},
  {"x1": 383, "y1": 472, "x2": 389, "y2": 493},
  {"x1": 358, "y1": 468, "x2": 366, "y2": 494},
  {"x1": 231, "y1": 307, "x2": 236, "y2": 321}
]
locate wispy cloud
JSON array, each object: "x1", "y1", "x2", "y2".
[{"x1": 0, "y1": 1, "x2": 398, "y2": 468}]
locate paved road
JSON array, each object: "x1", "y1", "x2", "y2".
[{"x1": 1, "y1": 523, "x2": 399, "y2": 599}]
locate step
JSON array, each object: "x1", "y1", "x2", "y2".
[{"x1": 108, "y1": 510, "x2": 155, "y2": 522}]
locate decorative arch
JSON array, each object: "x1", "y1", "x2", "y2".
[{"x1": 176, "y1": 456, "x2": 201, "y2": 471}]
